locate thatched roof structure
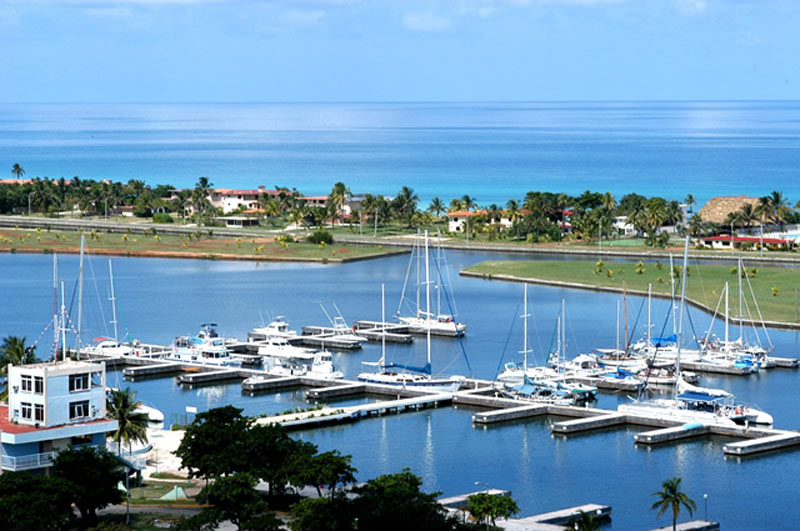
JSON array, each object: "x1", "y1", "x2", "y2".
[{"x1": 697, "y1": 196, "x2": 760, "y2": 224}]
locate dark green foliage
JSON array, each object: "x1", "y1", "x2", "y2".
[
  {"x1": 352, "y1": 469, "x2": 462, "y2": 531},
  {"x1": 175, "y1": 405, "x2": 252, "y2": 480},
  {"x1": 466, "y1": 492, "x2": 520, "y2": 526},
  {"x1": 289, "y1": 494, "x2": 355, "y2": 531},
  {"x1": 0, "y1": 472, "x2": 75, "y2": 531},
  {"x1": 307, "y1": 229, "x2": 333, "y2": 245},
  {"x1": 294, "y1": 449, "x2": 358, "y2": 498},
  {"x1": 182, "y1": 473, "x2": 281, "y2": 531},
  {"x1": 152, "y1": 212, "x2": 174, "y2": 223},
  {"x1": 53, "y1": 445, "x2": 125, "y2": 523}
]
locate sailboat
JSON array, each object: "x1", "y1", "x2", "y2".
[
  {"x1": 82, "y1": 260, "x2": 139, "y2": 357},
  {"x1": 359, "y1": 234, "x2": 465, "y2": 392},
  {"x1": 618, "y1": 237, "x2": 773, "y2": 427},
  {"x1": 396, "y1": 230, "x2": 466, "y2": 337}
]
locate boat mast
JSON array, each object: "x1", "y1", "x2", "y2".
[
  {"x1": 522, "y1": 284, "x2": 529, "y2": 371},
  {"x1": 738, "y1": 258, "x2": 744, "y2": 342},
  {"x1": 76, "y1": 233, "x2": 85, "y2": 355},
  {"x1": 669, "y1": 253, "x2": 677, "y2": 335},
  {"x1": 52, "y1": 254, "x2": 59, "y2": 359},
  {"x1": 724, "y1": 281, "x2": 729, "y2": 345},
  {"x1": 623, "y1": 281, "x2": 628, "y2": 352},
  {"x1": 675, "y1": 236, "x2": 690, "y2": 393},
  {"x1": 647, "y1": 282, "x2": 652, "y2": 345},
  {"x1": 416, "y1": 229, "x2": 421, "y2": 318},
  {"x1": 561, "y1": 299, "x2": 566, "y2": 370},
  {"x1": 436, "y1": 230, "x2": 442, "y2": 318},
  {"x1": 109, "y1": 260, "x2": 119, "y2": 343},
  {"x1": 615, "y1": 300, "x2": 620, "y2": 352},
  {"x1": 60, "y1": 280, "x2": 67, "y2": 361},
  {"x1": 380, "y1": 283, "x2": 386, "y2": 369},
  {"x1": 424, "y1": 230, "x2": 432, "y2": 370}
]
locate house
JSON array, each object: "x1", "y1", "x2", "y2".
[
  {"x1": 698, "y1": 235, "x2": 793, "y2": 251},
  {"x1": 447, "y1": 210, "x2": 487, "y2": 232},
  {"x1": 0, "y1": 360, "x2": 117, "y2": 473},
  {"x1": 612, "y1": 216, "x2": 636, "y2": 237},
  {"x1": 223, "y1": 216, "x2": 260, "y2": 228}
]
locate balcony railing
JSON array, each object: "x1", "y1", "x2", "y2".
[{"x1": 1, "y1": 451, "x2": 57, "y2": 471}]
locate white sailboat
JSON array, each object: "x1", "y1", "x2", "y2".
[
  {"x1": 82, "y1": 260, "x2": 138, "y2": 357},
  {"x1": 396, "y1": 230, "x2": 466, "y2": 337},
  {"x1": 618, "y1": 237, "x2": 773, "y2": 427},
  {"x1": 359, "y1": 235, "x2": 465, "y2": 392}
]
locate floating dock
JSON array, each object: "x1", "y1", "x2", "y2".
[
  {"x1": 298, "y1": 327, "x2": 364, "y2": 350},
  {"x1": 635, "y1": 424, "x2": 711, "y2": 445},
  {"x1": 241, "y1": 375, "x2": 304, "y2": 393},
  {"x1": 177, "y1": 369, "x2": 248, "y2": 386},
  {"x1": 769, "y1": 356, "x2": 800, "y2": 368},
  {"x1": 680, "y1": 361, "x2": 753, "y2": 375},
  {"x1": 502, "y1": 503, "x2": 612, "y2": 530},
  {"x1": 722, "y1": 431, "x2": 800, "y2": 456},
  {"x1": 306, "y1": 382, "x2": 368, "y2": 400},
  {"x1": 650, "y1": 521, "x2": 719, "y2": 531},
  {"x1": 353, "y1": 320, "x2": 414, "y2": 343},
  {"x1": 551, "y1": 413, "x2": 627, "y2": 434},
  {"x1": 122, "y1": 362, "x2": 183, "y2": 379}
]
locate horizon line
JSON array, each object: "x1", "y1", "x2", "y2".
[{"x1": 2, "y1": 99, "x2": 800, "y2": 105}]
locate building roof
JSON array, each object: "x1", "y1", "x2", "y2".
[
  {"x1": 299, "y1": 195, "x2": 329, "y2": 201},
  {"x1": 447, "y1": 210, "x2": 487, "y2": 217},
  {"x1": 701, "y1": 235, "x2": 790, "y2": 244},
  {"x1": 697, "y1": 196, "x2": 760, "y2": 224},
  {"x1": 0, "y1": 405, "x2": 113, "y2": 434}
]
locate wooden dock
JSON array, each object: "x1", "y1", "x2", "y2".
[
  {"x1": 306, "y1": 382, "x2": 368, "y2": 400},
  {"x1": 769, "y1": 356, "x2": 800, "y2": 368}
]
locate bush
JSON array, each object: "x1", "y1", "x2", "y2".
[
  {"x1": 307, "y1": 230, "x2": 333, "y2": 245},
  {"x1": 152, "y1": 212, "x2": 174, "y2": 224}
]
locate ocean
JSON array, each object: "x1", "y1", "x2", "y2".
[{"x1": 2, "y1": 101, "x2": 800, "y2": 206}]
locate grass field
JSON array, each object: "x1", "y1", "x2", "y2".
[
  {"x1": 465, "y1": 259, "x2": 800, "y2": 325},
  {"x1": 0, "y1": 228, "x2": 399, "y2": 262}
]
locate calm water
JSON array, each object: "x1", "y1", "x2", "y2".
[
  {"x1": 1, "y1": 251, "x2": 799, "y2": 528},
  {"x1": 3, "y1": 102, "x2": 800, "y2": 205}
]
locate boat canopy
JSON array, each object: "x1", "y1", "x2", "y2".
[
  {"x1": 677, "y1": 392, "x2": 729, "y2": 403},
  {"x1": 384, "y1": 362, "x2": 431, "y2": 375},
  {"x1": 652, "y1": 334, "x2": 677, "y2": 346}
]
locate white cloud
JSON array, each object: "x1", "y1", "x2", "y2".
[{"x1": 402, "y1": 11, "x2": 453, "y2": 32}]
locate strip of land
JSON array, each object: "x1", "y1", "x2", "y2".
[
  {"x1": 463, "y1": 259, "x2": 800, "y2": 329},
  {"x1": 0, "y1": 228, "x2": 403, "y2": 263}
]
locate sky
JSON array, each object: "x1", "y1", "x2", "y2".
[{"x1": 0, "y1": 0, "x2": 798, "y2": 102}]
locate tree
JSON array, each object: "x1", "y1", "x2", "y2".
[
  {"x1": 53, "y1": 446, "x2": 125, "y2": 524},
  {"x1": 290, "y1": 495, "x2": 355, "y2": 531},
  {"x1": 393, "y1": 186, "x2": 420, "y2": 227},
  {"x1": 106, "y1": 387, "x2": 152, "y2": 455},
  {"x1": 185, "y1": 473, "x2": 281, "y2": 531},
  {"x1": 684, "y1": 194, "x2": 696, "y2": 213},
  {"x1": 11, "y1": 163, "x2": 25, "y2": 180},
  {"x1": 651, "y1": 477, "x2": 696, "y2": 531},
  {"x1": 327, "y1": 182, "x2": 350, "y2": 227},
  {"x1": 191, "y1": 176, "x2": 214, "y2": 222},
  {"x1": 246, "y1": 422, "x2": 311, "y2": 497},
  {"x1": 0, "y1": 472, "x2": 75, "y2": 531},
  {"x1": 428, "y1": 197, "x2": 445, "y2": 221},
  {"x1": 301, "y1": 450, "x2": 357, "y2": 499},
  {"x1": 353, "y1": 469, "x2": 461, "y2": 531},
  {"x1": 1, "y1": 336, "x2": 37, "y2": 401},
  {"x1": 466, "y1": 492, "x2": 520, "y2": 527},
  {"x1": 175, "y1": 405, "x2": 252, "y2": 480},
  {"x1": 567, "y1": 510, "x2": 603, "y2": 531},
  {"x1": 461, "y1": 194, "x2": 477, "y2": 211}
]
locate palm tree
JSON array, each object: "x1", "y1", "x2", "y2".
[
  {"x1": 393, "y1": 186, "x2": 419, "y2": 227},
  {"x1": 651, "y1": 477, "x2": 696, "y2": 531},
  {"x1": 461, "y1": 194, "x2": 477, "y2": 212},
  {"x1": 448, "y1": 198, "x2": 465, "y2": 212},
  {"x1": 768, "y1": 190, "x2": 791, "y2": 230},
  {"x1": 327, "y1": 182, "x2": 350, "y2": 227},
  {"x1": 684, "y1": 194, "x2": 696, "y2": 214},
  {"x1": 601, "y1": 192, "x2": 617, "y2": 214},
  {"x1": 738, "y1": 203, "x2": 758, "y2": 229},
  {"x1": 1, "y1": 336, "x2": 37, "y2": 401},
  {"x1": 106, "y1": 387, "x2": 152, "y2": 455},
  {"x1": 11, "y1": 163, "x2": 25, "y2": 180},
  {"x1": 427, "y1": 197, "x2": 445, "y2": 223}
]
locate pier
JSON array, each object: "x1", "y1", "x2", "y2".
[
  {"x1": 635, "y1": 423, "x2": 711, "y2": 444},
  {"x1": 551, "y1": 413, "x2": 627, "y2": 434},
  {"x1": 353, "y1": 320, "x2": 414, "y2": 343},
  {"x1": 177, "y1": 369, "x2": 249, "y2": 385},
  {"x1": 241, "y1": 375, "x2": 304, "y2": 393},
  {"x1": 298, "y1": 328, "x2": 363, "y2": 350},
  {"x1": 680, "y1": 361, "x2": 753, "y2": 376},
  {"x1": 122, "y1": 362, "x2": 184, "y2": 379}
]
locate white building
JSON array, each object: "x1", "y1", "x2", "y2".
[{"x1": 1, "y1": 360, "x2": 117, "y2": 473}]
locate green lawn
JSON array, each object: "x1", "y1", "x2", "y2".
[
  {"x1": 465, "y1": 259, "x2": 800, "y2": 325},
  {"x1": 0, "y1": 228, "x2": 400, "y2": 262}
]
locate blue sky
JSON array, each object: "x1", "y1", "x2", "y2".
[{"x1": 1, "y1": 0, "x2": 797, "y2": 102}]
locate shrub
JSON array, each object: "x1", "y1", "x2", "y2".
[
  {"x1": 307, "y1": 230, "x2": 333, "y2": 245},
  {"x1": 153, "y1": 212, "x2": 174, "y2": 224}
]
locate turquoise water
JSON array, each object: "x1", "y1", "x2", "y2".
[
  {"x1": 1, "y1": 251, "x2": 799, "y2": 528},
  {"x1": 3, "y1": 102, "x2": 800, "y2": 205}
]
